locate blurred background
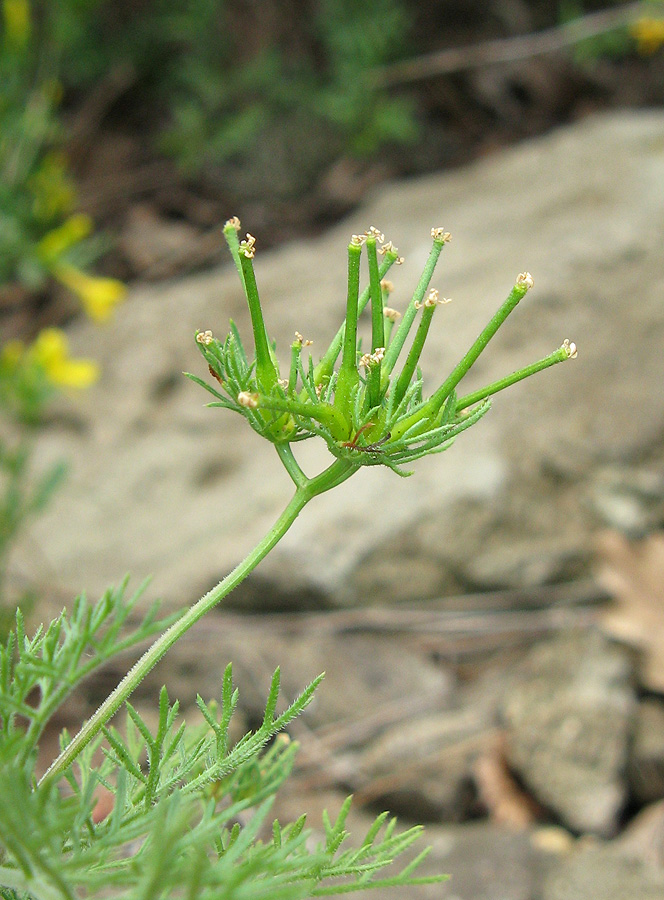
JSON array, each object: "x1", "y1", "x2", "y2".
[
  {"x1": 1, "y1": 0, "x2": 663, "y2": 334},
  {"x1": 2, "y1": 2, "x2": 664, "y2": 898}
]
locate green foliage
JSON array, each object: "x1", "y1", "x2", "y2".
[
  {"x1": 4, "y1": 0, "x2": 417, "y2": 187},
  {"x1": 146, "y1": 0, "x2": 419, "y2": 173},
  {"x1": 558, "y1": 0, "x2": 633, "y2": 63},
  {"x1": 0, "y1": 0, "x2": 119, "y2": 299},
  {"x1": 0, "y1": 583, "x2": 445, "y2": 898}
]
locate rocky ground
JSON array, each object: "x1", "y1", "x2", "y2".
[{"x1": 12, "y1": 110, "x2": 664, "y2": 898}]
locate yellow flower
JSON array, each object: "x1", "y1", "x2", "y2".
[
  {"x1": 28, "y1": 328, "x2": 99, "y2": 389},
  {"x1": 3, "y1": 0, "x2": 31, "y2": 50},
  {"x1": 53, "y1": 262, "x2": 127, "y2": 323},
  {"x1": 631, "y1": 17, "x2": 664, "y2": 55},
  {"x1": 36, "y1": 214, "x2": 93, "y2": 264}
]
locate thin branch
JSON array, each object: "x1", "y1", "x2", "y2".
[{"x1": 374, "y1": 1, "x2": 650, "y2": 87}]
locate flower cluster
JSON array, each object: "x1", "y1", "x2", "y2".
[{"x1": 190, "y1": 218, "x2": 576, "y2": 476}]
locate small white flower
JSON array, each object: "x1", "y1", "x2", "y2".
[
  {"x1": 561, "y1": 339, "x2": 578, "y2": 359},
  {"x1": 359, "y1": 347, "x2": 385, "y2": 369},
  {"x1": 237, "y1": 391, "x2": 259, "y2": 408},
  {"x1": 240, "y1": 233, "x2": 257, "y2": 258},
  {"x1": 516, "y1": 272, "x2": 534, "y2": 290},
  {"x1": 196, "y1": 330, "x2": 214, "y2": 345},
  {"x1": 431, "y1": 227, "x2": 452, "y2": 243}
]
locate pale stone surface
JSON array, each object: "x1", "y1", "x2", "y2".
[
  {"x1": 15, "y1": 110, "x2": 664, "y2": 614},
  {"x1": 501, "y1": 629, "x2": 636, "y2": 836},
  {"x1": 542, "y1": 845, "x2": 664, "y2": 900}
]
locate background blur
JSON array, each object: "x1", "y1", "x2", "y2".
[
  {"x1": 2, "y1": 3, "x2": 664, "y2": 899},
  {"x1": 2, "y1": 0, "x2": 663, "y2": 337}
]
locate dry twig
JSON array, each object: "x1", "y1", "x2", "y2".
[{"x1": 374, "y1": 1, "x2": 650, "y2": 87}]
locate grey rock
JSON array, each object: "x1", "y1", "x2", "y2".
[
  {"x1": 628, "y1": 700, "x2": 664, "y2": 806},
  {"x1": 13, "y1": 110, "x2": 664, "y2": 613},
  {"x1": 130, "y1": 611, "x2": 454, "y2": 730},
  {"x1": 587, "y1": 464, "x2": 664, "y2": 538},
  {"x1": 502, "y1": 628, "x2": 636, "y2": 836},
  {"x1": 356, "y1": 707, "x2": 488, "y2": 821},
  {"x1": 618, "y1": 799, "x2": 664, "y2": 871},
  {"x1": 420, "y1": 821, "x2": 548, "y2": 900},
  {"x1": 542, "y1": 844, "x2": 664, "y2": 900},
  {"x1": 355, "y1": 664, "x2": 507, "y2": 821}
]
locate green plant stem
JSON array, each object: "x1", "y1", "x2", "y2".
[
  {"x1": 333, "y1": 242, "x2": 362, "y2": 426},
  {"x1": 455, "y1": 345, "x2": 570, "y2": 411},
  {"x1": 426, "y1": 281, "x2": 528, "y2": 414},
  {"x1": 38, "y1": 455, "x2": 356, "y2": 788},
  {"x1": 256, "y1": 393, "x2": 348, "y2": 440},
  {"x1": 222, "y1": 221, "x2": 243, "y2": 283},
  {"x1": 382, "y1": 238, "x2": 446, "y2": 379},
  {"x1": 288, "y1": 341, "x2": 301, "y2": 394},
  {"x1": 390, "y1": 280, "x2": 529, "y2": 442},
  {"x1": 274, "y1": 443, "x2": 307, "y2": 488},
  {"x1": 366, "y1": 239, "x2": 384, "y2": 408},
  {"x1": 313, "y1": 250, "x2": 398, "y2": 385},
  {"x1": 366, "y1": 239, "x2": 385, "y2": 356},
  {"x1": 391, "y1": 302, "x2": 436, "y2": 408},
  {"x1": 238, "y1": 252, "x2": 279, "y2": 394}
]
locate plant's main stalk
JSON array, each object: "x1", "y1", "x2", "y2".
[{"x1": 40, "y1": 457, "x2": 357, "y2": 786}]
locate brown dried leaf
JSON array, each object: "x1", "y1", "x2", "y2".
[
  {"x1": 595, "y1": 530, "x2": 664, "y2": 692},
  {"x1": 473, "y1": 737, "x2": 541, "y2": 829}
]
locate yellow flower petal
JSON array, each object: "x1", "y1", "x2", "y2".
[
  {"x1": 37, "y1": 214, "x2": 93, "y2": 264},
  {"x1": 54, "y1": 263, "x2": 127, "y2": 322},
  {"x1": 46, "y1": 356, "x2": 100, "y2": 389},
  {"x1": 29, "y1": 328, "x2": 68, "y2": 366},
  {"x1": 28, "y1": 328, "x2": 99, "y2": 389}
]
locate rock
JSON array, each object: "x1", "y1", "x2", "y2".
[
  {"x1": 542, "y1": 843, "x2": 664, "y2": 900},
  {"x1": 421, "y1": 821, "x2": 551, "y2": 900},
  {"x1": 130, "y1": 611, "x2": 454, "y2": 730},
  {"x1": 618, "y1": 799, "x2": 664, "y2": 871},
  {"x1": 354, "y1": 663, "x2": 509, "y2": 822},
  {"x1": 628, "y1": 700, "x2": 664, "y2": 806},
  {"x1": 119, "y1": 203, "x2": 220, "y2": 280},
  {"x1": 501, "y1": 628, "x2": 636, "y2": 836},
  {"x1": 13, "y1": 110, "x2": 664, "y2": 613},
  {"x1": 588, "y1": 464, "x2": 664, "y2": 538},
  {"x1": 356, "y1": 707, "x2": 489, "y2": 821}
]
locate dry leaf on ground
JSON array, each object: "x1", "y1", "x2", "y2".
[{"x1": 595, "y1": 530, "x2": 664, "y2": 692}]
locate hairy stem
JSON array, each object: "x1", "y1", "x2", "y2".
[{"x1": 39, "y1": 456, "x2": 356, "y2": 787}]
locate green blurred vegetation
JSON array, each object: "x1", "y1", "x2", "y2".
[
  {"x1": 23, "y1": 0, "x2": 418, "y2": 170},
  {"x1": 1, "y1": 0, "x2": 420, "y2": 294}
]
